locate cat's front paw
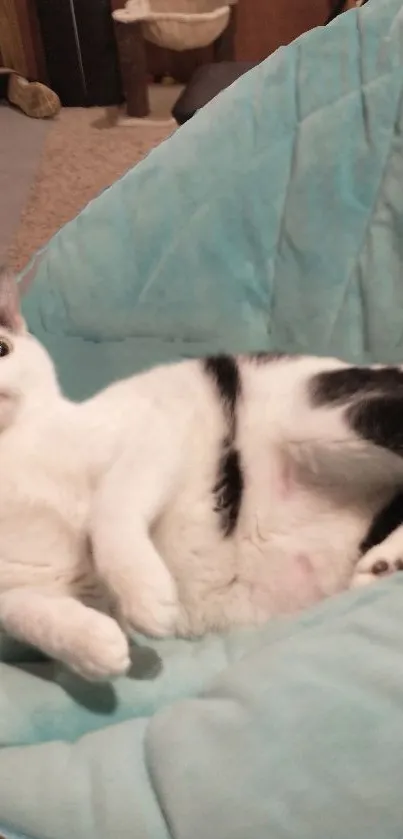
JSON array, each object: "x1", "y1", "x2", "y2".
[
  {"x1": 119, "y1": 579, "x2": 180, "y2": 639},
  {"x1": 66, "y1": 613, "x2": 131, "y2": 681}
]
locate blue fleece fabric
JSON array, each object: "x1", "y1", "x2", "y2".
[{"x1": 3, "y1": 1, "x2": 403, "y2": 836}]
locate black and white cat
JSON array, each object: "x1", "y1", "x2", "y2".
[{"x1": 0, "y1": 270, "x2": 402, "y2": 681}]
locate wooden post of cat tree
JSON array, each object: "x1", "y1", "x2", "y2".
[
  {"x1": 113, "y1": 17, "x2": 149, "y2": 117},
  {"x1": 214, "y1": 4, "x2": 237, "y2": 62}
]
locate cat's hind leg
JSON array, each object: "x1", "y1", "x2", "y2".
[
  {"x1": 0, "y1": 589, "x2": 130, "y2": 680},
  {"x1": 292, "y1": 369, "x2": 403, "y2": 492}
]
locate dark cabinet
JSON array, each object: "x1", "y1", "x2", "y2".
[{"x1": 35, "y1": 0, "x2": 123, "y2": 105}]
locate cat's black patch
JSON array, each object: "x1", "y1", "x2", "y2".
[
  {"x1": 249, "y1": 352, "x2": 289, "y2": 364},
  {"x1": 347, "y1": 395, "x2": 403, "y2": 456},
  {"x1": 350, "y1": 392, "x2": 403, "y2": 553},
  {"x1": 203, "y1": 355, "x2": 241, "y2": 430},
  {"x1": 311, "y1": 367, "x2": 403, "y2": 407},
  {"x1": 203, "y1": 356, "x2": 244, "y2": 535},
  {"x1": 360, "y1": 490, "x2": 403, "y2": 554},
  {"x1": 213, "y1": 440, "x2": 244, "y2": 537}
]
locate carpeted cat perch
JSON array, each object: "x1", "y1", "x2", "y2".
[{"x1": 113, "y1": 0, "x2": 234, "y2": 49}]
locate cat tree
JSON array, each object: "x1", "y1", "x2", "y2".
[{"x1": 112, "y1": 0, "x2": 238, "y2": 118}]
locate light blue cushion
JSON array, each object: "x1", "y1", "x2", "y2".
[{"x1": 2, "y1": 0, "x2": 403, "y2": 836}]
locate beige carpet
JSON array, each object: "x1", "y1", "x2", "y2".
[
  {"x1": 8, "y1": 105, "x2": 174, "y2": 272},
  {"x1": 0, "y1": 103, "x2": 50, "y2": 265}
]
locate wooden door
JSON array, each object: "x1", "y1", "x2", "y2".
[
  {"x1": 0, "y1": 0, "x2": 47, "y2": 80},
  {"x1": 235, "y1": 0, "x2": 332, "y2": 62}
]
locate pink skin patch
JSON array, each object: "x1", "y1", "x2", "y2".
[
  {"x1": 247, "y1": 551, "x2": 325, "y2": 617},
  {"x1": 295, "y1": 553, "x2": 324, "y2": 601}
]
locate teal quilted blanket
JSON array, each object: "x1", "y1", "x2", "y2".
[
  {"x1": 2, "y1": 0, "x2": 403, "y2": 836},
  {"x1": 21, "y1": 0, "x2": 403, "y2": 401}
]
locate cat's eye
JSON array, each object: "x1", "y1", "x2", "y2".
[{"x1": 0, "y1": 338, "x2": 12, "y2": 358}]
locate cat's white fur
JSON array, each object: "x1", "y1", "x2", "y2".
[{"x1": 0, "y1": 273, "x2": 402, "y2": 680}]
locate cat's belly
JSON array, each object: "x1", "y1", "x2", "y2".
[
  {"x1": 154, "y1": 484, "x2": 375, "y2": 635},
  {"x1": 234, "y1": 508, "x2": 363, "y2": 614}
]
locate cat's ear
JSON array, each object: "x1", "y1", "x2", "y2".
[{"x1": 0, "y1": 268, "x2": 26, "y2": 334}]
